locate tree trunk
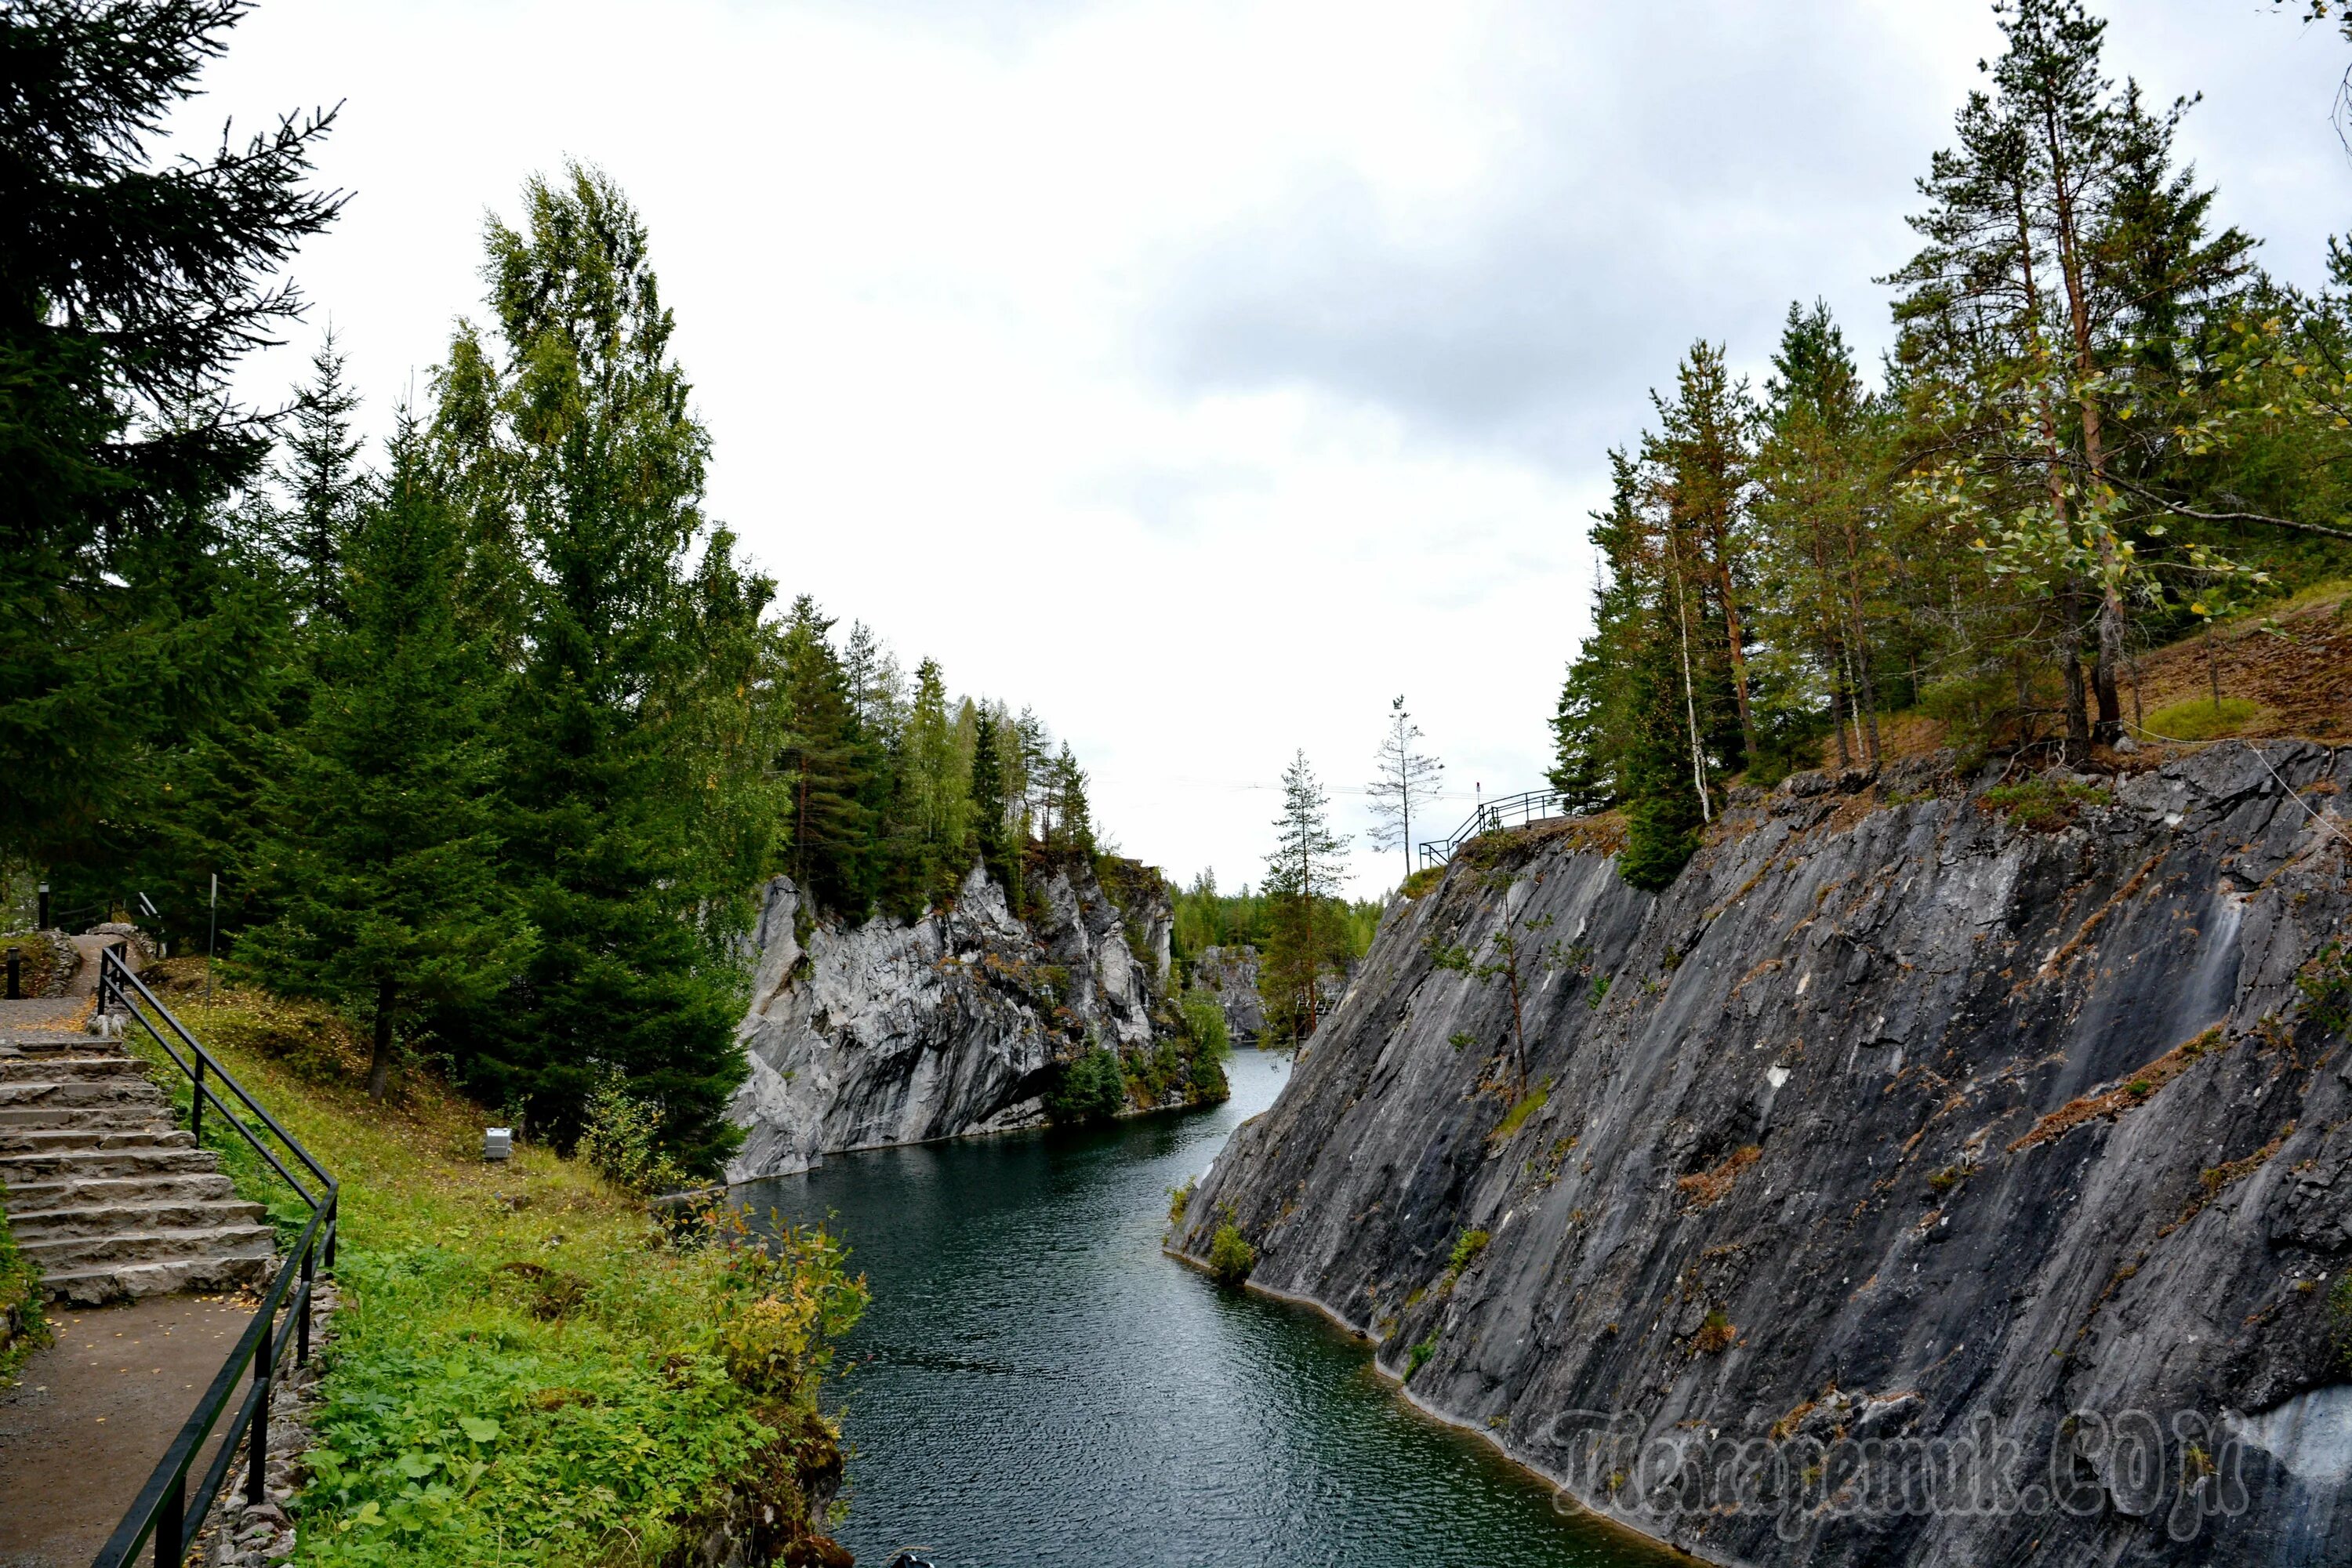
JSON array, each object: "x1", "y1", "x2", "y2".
[{"x1": 366, "y1": 975, "x2": 398, "y2": 1100}]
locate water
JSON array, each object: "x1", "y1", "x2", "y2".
[{"x1": 736, "y1": 1052, "x2": 1671, "y2": 1568}]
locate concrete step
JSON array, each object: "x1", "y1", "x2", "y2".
[
  {"x1": 0, "y1": 1171, "x2": 241, "y2": 1212},
  {"x1": 20, "y1": 1223, "x2": 277, "y2": 1272},
  {"x1": 6, "y1": 1196, "x2": 267, "y2": 1240},
  {"x1": 0, "y1": 1145, "x2": 216, "y2": 1182},
  {"x1": 40, "y1": 1252, "x2": 275, "y2": 1307},
  {"x1": 0, "y1": 1127, "x2": 194, "y2": 1154},
  {"x1": 0, "y1": 1077, "x2": 169, "y2": 1109},
  {"x1": 0, "y1": 1053, "x2": 146, "y2": 1083}
]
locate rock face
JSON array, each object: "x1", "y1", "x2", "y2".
[
  {"x1": 1170, "y1": 742, "x2": 2352, "y2": 1566},
  {"x1": 1191, "y1": 946, "x2": 1266, "y2": 1043},
  {"x1": 725, "y1": 857, "x2": 1178, "y2": 1181}
]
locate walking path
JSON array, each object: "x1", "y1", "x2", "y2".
[{"x1": 0, "y1": 1293, "x2": 257, "y2": 1567}]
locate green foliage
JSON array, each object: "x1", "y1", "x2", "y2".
[
  {"x1": 1445, "y1": 1228, "x2": 1491, "y2": 1279},
  {"x1": 1207, "y1": 1221, "x2": 1256, "y2": 1286},
  {"x1": 2299, "y1": 940, "x2": 2352, "y2": 1035},
  {"x1": 1167, "y1": 1178, "x2": 1195, "y2": 1225},
  {"x1": 576, "y1": 1075, "x2": 692, "y2": 1197},
  {"x1": 0, "y1": 1204, "x2": 49, "y2": 1386},
  {"x1": 1492, "y1": 1083, "x2": 1550, "y2": 1142},
  {"x1": 1178, "y1": 988, "x2": 1232, "y2": 1065},
  {"x1": 1258, "y1": 752, "x2": 1357, "y2": 1049},
  {"x1": 1399, "y1": 866, "x2": 1444, "y2": 901},
  {"x1": 1980, "y1": 779, "x2": 2108, "y2": 832},
  {"x1": 1045, "y1": 1048, "x2": 1126, "y2": 1126},
  {"x1": 0, "y1": 0, "x2": 341, "y2": 865},
  {"x1": 1406, "y1": 1331, "x2": 1440, "y2": 1378}
]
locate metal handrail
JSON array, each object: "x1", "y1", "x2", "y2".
[
  {"x1": 89, "y1": 947, "x2": 338, "y2": 1568},
  {"x1": 1417, "y1": 789, "x2": 1572, "y2": 869}
]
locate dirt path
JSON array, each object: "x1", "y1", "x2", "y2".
[{"x1": 0, "y1": 1294, "x2": 256, "y2": 1567}]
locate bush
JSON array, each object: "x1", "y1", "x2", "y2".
[
  {"x1": 1178, "y1": 988, "x2": 1230, "y2": 1062},
  {"x1": 1044, "y1": 1048, "x2": 1127, "y2": 1125},
  {"x1": 2143, "y1": 695, "x2": 2265, "y2": 742},
  {"x1": 1399, "y1": 866, "x2": 1444, "y2": 901},
  {"x1": 577, "y1": 1074, "x2": 691, "y2": 1196},
  {"x1": 1445, "y1": 1227, "x2": 1490, "y2": 1280},
  {"x1": 1208, "y1": 1221, "x2": 1256, "y2": 1286},
  {"x1": 1167, "y1": 1178, "x2": 1195, "y2": 1225},
  {"x1": 1406, "y1": 1331, "x2": 1439, "y2": 1377},
  {"x1": 1, "y1": 1207, "x2": 49, "y2": 1386},
  {"x1": 1919, "y1": 673, "x2": 2009, "y2": 767},
  {"x1": 1981, "y1": 779, "x2": 2106, "y2": 833},
  {"x1": 1695, "y1": 1310, "x2": 1736, "y2": 1355}
]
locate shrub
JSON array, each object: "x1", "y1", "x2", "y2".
[
  {"x1": 2143, "y1": 695, "x2": 2264, "y2": 742},
  {"x1": 1981, "y1": 779, "x2": 2106, "y2": 833},
  {"x1": 1446, "y1": 1228, "x2": 1490, "y2": 1280},
  {"x1": 2299, "y1": 940, "x2": 2351, "y2": 1035},
  {"x1": 1168, "y1": 1178, "x2": 1195, "y2": 1225},
  {"x1": 1045, "y1": 1048, "x2": 1127, "y2": 1125},
  {"x1": 576, "y1": 1073, "x2": 691, "y2": 1196},
  {"x1": 1919, "y1": 673, "x2": 2009, "y2": 768},
  {"x1": 1178, "y1": 988, "x2": 1231, "y2": 1062},
  {"x1": 1406, "y1": 1331, "x2": 1440, "y2": 1378},
  {"x1": 1399, "y1": 866, "x2": 1444, "y2": 901},
  {"x1": 1, "y1": 1207, "x2": 48, "y2": 1385},
  {"x1": 1208, "y1": 1222, "x2": 1256, "y2": 1286},
  {"x1": 1694, "y1": 1310, "x2": 1736, "y2": 1355}
]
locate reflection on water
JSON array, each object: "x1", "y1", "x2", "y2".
[{"x1": 737, "y1": 1051, "x2": 1668, "y2": 1568}]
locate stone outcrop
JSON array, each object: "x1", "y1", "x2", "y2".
[
  {"x1": 725, "y1": 856, "x2": 1181, "y2": 1181},
  {"x1": 1170, "y1": 742, "x2": 2352, "y2": 1567},
  {"x1": 1191, "y1": 946, "x2": 1266, "y2": 1043}
]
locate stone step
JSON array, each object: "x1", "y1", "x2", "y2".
[
  {"x1": 0, "y1": 1077, "x2": 169, "y2": 1109},
  {"x1": 0, "y1": 1171, "x2": 241, "y2": 1212},
  {"x1": 0, "y1": 1053, "x2": 146, "y2": 1083},
  {"x1": 0, "y1": 1127, "x2": 194, "y2": 1154},
  {"x1": 41, "y1": 1251, "x2": 276, "y2": 1307},
  {"x1": 0, "y1": 1145, "x2": 216, "y2": 1182},
  {"x1": 6, "y1": 1196, "x2": 267, "y2": 1240},
  {"x1": 0, "y1": 1105, "x2": 171, "y2": 1130},
  {"x1": 20, "y1": 1223, "x2": 277, "y2": 1272}
]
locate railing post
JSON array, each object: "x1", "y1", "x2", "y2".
[
  {"x1": 247, "y1": 1310, "x2": 271, "y2": 1506},
  {"x1": 191, "y1": 1054, "x2": 203, "y2": 1146},
  {"x1": 155, "y1": 1471, "x2": 182, "y2": 1568},
  {"x1": 297, "y1": 1246, "x2": 314, "y2": 1367}
]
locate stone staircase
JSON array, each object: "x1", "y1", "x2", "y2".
[{"x1": 0, "y1": 1030, "x2": 274, "y2": 1305}]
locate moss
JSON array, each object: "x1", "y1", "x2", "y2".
[
  {"x1": 2143, "y1": 695, "x2": 2267, "y2": 742},
  {"x1": 1490, "y1": 1082, "x2": 1549, "y2": 1144},
  {"x1": 1399, "y1": 866, "x2": 1444, "y2": 901}
]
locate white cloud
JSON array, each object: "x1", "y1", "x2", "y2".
[{"x1": 180, "y1": 0, "x2": 2351, "y2": 895}]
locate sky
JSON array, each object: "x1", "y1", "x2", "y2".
[{"x1": 177, "y1": 0, "x2": 2352, "y2": 897}]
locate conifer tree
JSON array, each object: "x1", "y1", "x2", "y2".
[
  {"x1": 1, "y1": 0, "x2": 340, "y2": 864},
  {"x1": 968, "y1": 707, "x2": 1014, "y2": 895},
  {"x1": 435, "y1": 164, "x2": 752, "y2": 1172},
  {"x1": 241, "y1": 416, "x2": 528, "y2": 1098},
  {"x1": 775, "y1": 596, "x2": 874, "y2": 917},
  {"x1": 278, "y1": 329, "x2": 362, "y2": 627},
  {"x1": 1366, "y1": 696, "x2": 1443, "y2": 880},
  {"x1": 1259, "y1": 750, "x2": 1352, "y2": 1047}
]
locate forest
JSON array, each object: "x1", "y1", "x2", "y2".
[{"x1": 1553, "y1": 0, "x2": 2352, "y2": 889}]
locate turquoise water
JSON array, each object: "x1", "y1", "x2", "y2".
[{"x1": 737, "y1": 1050, "x2": 1668, "y2": 1568}]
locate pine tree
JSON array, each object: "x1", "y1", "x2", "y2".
[
  {"x1": 1366, "y1": 696, "x2": 1443, "y2": 881},
  {"x1": 1047, "y1": 742, "x2": 1095, "y2": 855},
  {"x1": 241, "y1": 416, "x2": 527, "y2": 1098}
]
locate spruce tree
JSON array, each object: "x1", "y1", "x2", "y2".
[
  {"x1": 437, "y1": 164, "x2": 752, "y2": 1172},
  {"x1": 968, "y1": 708, "x2": 1014, "y2": 895},
  {"x1": 241, "y1": 417, "x2": 527, "y2": 1098},
  {"x1": 278, "y1": 329, "x2": 362, "y2": 627},
  {"x1": 775, "y1": 596, "x2": 874, "y2": 918},
  {"x1": 1, "y1": 0, "x2": 340, "y2": 864},
  {"x1": 1259, "y1": 750, "x2": 1351, "y2": 1047}
]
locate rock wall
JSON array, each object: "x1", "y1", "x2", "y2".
[
  {"x1": 1171, "y1": 742, "x2": 2352, "y2": 1567},
  {"x1": 1191, "y1": 946, "x2": 1266, "y2": 1043},
  {"x1": 725, "y1": 856, "x2": 1179, "y2": 1181}
]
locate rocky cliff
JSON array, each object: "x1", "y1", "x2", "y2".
[
  {"x1": 1171, "y1": 742, "x2": 2352, "y2": 1566},
  {"x1": 726, "y1": 855, "x2": 1193, "y2": 1181},
  {"x1": 1190, "y1": 946, "x2": 1267, "y2": 1044}
]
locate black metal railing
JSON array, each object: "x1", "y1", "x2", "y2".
[
  {"x1": 89, "y1": 947, "x2": 337, "y2": 1568},
  {"x1": 1417, "y1": 789, "x2": 1572, "y2": 869}
]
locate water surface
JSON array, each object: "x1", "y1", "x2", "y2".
[{"x1": 739, "y1": 1051, "x2": 1669, "y2": 1568}]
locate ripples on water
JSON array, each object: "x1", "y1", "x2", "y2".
[{"x1": 738, "y1": 1051, "x2": 1671, "y2": 1568}]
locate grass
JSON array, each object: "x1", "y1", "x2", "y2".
[
  {"x1": 1490, "y1": 1081, "x2": 1549, "y2": 1145},
  {"x1": 2140, "y1": 695, "x2": 2268, "y2": 742},
  {"x1": 116, "y1": 970, "x2": 864, "y2": 1567},
  {"x1": 1980, "y1": 779, "x2": 2108, "y2": 833}
]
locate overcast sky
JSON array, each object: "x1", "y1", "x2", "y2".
[{"x1": 181, "y1": 0, "x2": 2351, "y2": 897}]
